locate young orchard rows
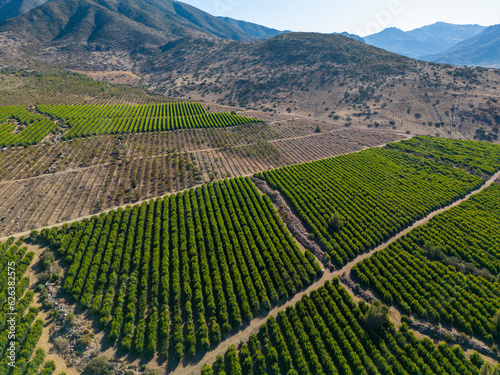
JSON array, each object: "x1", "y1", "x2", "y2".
[
  {"x1": 0, "y1": 106, "x2": 56, "y2": 147},
  {"x1": 37, "y1": 102, "x2": 261, "y2": 139},
  {"x1": 43, "y1": 177, "x2": 320, "y2": 360},
  {"x1": 0, "y1": 102, "x2": 260, "y2": 146}
]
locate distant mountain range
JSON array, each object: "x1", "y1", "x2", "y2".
[
  {"x1": 333, "y1": 32, "x2": 365, "y2": 43},
  {"x1": 1, "y1": 0, "x2": 499, "y2": 68},
  {"x1": 217, "y1": 16, "x2": 285, "y2": 39},
  {"x1": 364, "y1": 22, "x2": 486, "y2": 58},
  {"x1": 363, "y1": 22, "x2": 500, "y2": 68},
  {"x1": 424, "y1": 24, "x2": 500, "y2": 68},
  {"x1": 0, "y1": 0, "x2": 48, "y2": 22}
]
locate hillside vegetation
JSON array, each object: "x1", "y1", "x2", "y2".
[{"x1": 0, "y1": 0, "x2": 498, "y2": 141}]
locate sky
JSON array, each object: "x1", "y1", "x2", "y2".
[{"x1": 178, "y1": 0, "x2": 499, "y2": 36}]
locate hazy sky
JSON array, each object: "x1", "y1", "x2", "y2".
[{"x1": 178, "y1": 0, "x2": 499, "y2": 36}]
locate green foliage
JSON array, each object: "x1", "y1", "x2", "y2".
[
  {"x1": 364, "y1": 301, "x2": 389, "y2": 334},
  {"x1": 131, "y1": 177, "x2": 138, "y2": 190},
  {"x1": 494, "y1": 309, "x2": 500, "y2": 332},
  {"x1": 257, "y1": 147, "x2": 483, "y2": 267},
  {"x1": 29, "y1": 230, "x2": 39, "y2": 242},
  {"x1": 82, "y1": 356, "x2": 115, "y2": 375},
  {"x1": 52, "y1": 177, "x2": 319, "y2": 359},
  {"x1": 328, "y1": 212, "x2": 344, "y2": 232},
  {"x1": 39, "y1": 251, "x2": 56, "y2": 270},
  {"x1": 39, "y1": 360, "x2": 56, "y2": 375},
  {"x1": 423, "y1": 242, "x2": 444, "y2": 260},
  {"x1": 37, "y1": 103, "x2": 261, "y2": 139},
  {"x1": 0, "y1": 106, "x2": 56, "y2": 147},
  {"x1": 206, "y1": 280, "x2": 478, "y2": 375},
  {"x1": 388, "y1": 136, "x2": 500, "y2": 175},
  {"x1": 480, "y1": 364, "x2": 500, "y2": 375},
  {"x1": 353, "y1": 185, "x2": 500, "y2": 340},
  {"x1": 0, "y1": 240, "x2": 45, "y2": 373}
]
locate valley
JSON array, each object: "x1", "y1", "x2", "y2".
[{"x1": 0, "y1": 0, "x2": 500, "y2": 374}]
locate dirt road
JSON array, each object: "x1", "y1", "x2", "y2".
[{"x1": 168, "y1": 169, "x2": 500, "y2": 375}]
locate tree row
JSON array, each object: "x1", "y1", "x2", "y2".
[
  {"x1": 202, "y1": 279, "x2": 483, "y2": 375},
  {"x1": 44, "y1": 177, "x2": 321, "y2": 360},
  {"x1": 256, "y1": 147, "x2": 483, "y2": 267}
]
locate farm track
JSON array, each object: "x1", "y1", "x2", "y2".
[
  {"x1": 167, "y1": 168, "x2": 500, "y2": 375},
  {"x1": 1, "y1": 140, "x2": 497, "y2": 373},
  {"x1": 0, "y1": 127, "x2": 404, "y2": 236}
]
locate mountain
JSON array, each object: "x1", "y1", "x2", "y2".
[
  {"x1": 424, "y1": 24, "x2": 500, "y2": 68},
  {"x1": 0, "y1": 0, "x2": 48, "y2": 23},
  {"x1": 364, "y1": 22, "x2": 486, "y2": 58},
  {"x1": 217, "y1": 16, "x2": 285, "y2": 39},
  {"x1": 0, "y1": 0, "x2": 258, "y2": 49},
  {"x1": 0, "y1": 1, "x2": 498, "y2": 141},
  {"x1": 334, "y1": 32, "x2": 365, "y2": 43},
  {"x1": 144, "y1": 32, "x2": 416, "y2": 105}
]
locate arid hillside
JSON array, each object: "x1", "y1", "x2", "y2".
[{"x1": 138, "y1": 33, "x2": 500, "y2": 142}]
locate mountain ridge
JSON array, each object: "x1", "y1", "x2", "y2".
[
  {"x1": 0, "y1": 0, "x2": 48, "y2": 23},
  {"x1": 364, "y1": 22, "x2": 487, "y2": 58},
  {"x1": 424, "y1": 24, "x2": 500, "y2": 68},
  {"x1": 217, "y1": 16, "x2": 286, "y2": 39},
  {"x1": 0, "y1": 0, "x2": 259, "y2": 47}
]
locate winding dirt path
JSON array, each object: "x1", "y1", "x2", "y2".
[{"x1": 168, "y1": 170, "x2": 500, "y2": 375}]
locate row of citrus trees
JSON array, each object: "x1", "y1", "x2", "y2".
[
  {"x1": 352, "y1": 184, "x2": 500, "y2": 342},
  {"x1": 202, "y1": 279, "x2": 483, "y2": 375},
  {"x1": 255, "y1": 147, "x2": 483, "y2": 267},
  {"x1": 403, "y1": 183, "x2": 500, "y2": 275},
  {"x1": 0, "y1": 106, "x2": 55, "y2": 147},
  {"x1": 0, "y1": 238, "x2": 57, "y2": 374},
  {"x1": 37, "y1": 103, "x2": 261, "y2": 139},
  {"x1": 39, "y1": 102, "x2": 207, "y2": 120},
  {"x1": 387, "y1": 136, "x2": 500, "y2": 175},
  {"x1": 43, "y1": 177, "x2": 321, "y2": 359}
]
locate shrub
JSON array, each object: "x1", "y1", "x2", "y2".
[
  {"x1": 53, "y1": 337, "x2": 70, "y2": 353},
  {"x1": 328, "y1": 212, "x2": 344, "y2": 232},
  {"x1": 39, "y1": 251, "x2": 56, "y2": 270},
  {"x1": 365, "y1": 302, "x2": 389, "y2": 334},
  {"x1": 82, "y1": 356, "x2": 115, "y2": 375}
]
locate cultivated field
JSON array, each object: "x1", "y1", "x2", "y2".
[
  {"x1": 256, "y1": 147, "x2": 485, "y2": 266},
  {"x1": 1, "y1": 91, "x2": 499, "y2": 375},
  {"x1": 352, "y1": 184, "x2": 500, "y2": 341},
  {"x1": 0, "y1": 117, "x2": 405, "y2": 237}
]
